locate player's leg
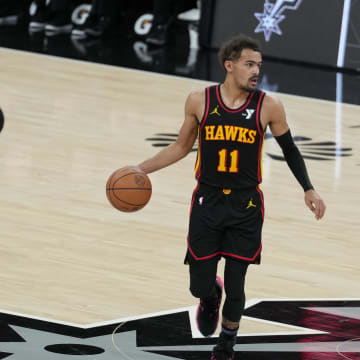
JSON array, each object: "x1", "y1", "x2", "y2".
[
  {"x1": 189, "y1": 257, "x2": 223, "y2": 337},
  {"x1": 189, "y1": 257, "x2": 218, "y2": 298},
  {"x1": 211, "y1": 258, "x2": 249, "y2": 359},
  {"x1": 222, "y1": 258, "x2": 248, "y2": 326},
  {"x1": 186, "y1": 184, "x2": 225, "y2": 337}
]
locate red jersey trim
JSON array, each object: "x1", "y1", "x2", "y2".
[
  {"x1": 256, "y1": 91, "x2": 265, "y2": 136},
  {"x1": 195, "y1": 87, "x2": 210, "y2": 179},
  {"x1": 187, "y1": 248, "x2": 262, "y2": 262},
  {"x1": 256, "y1": 91, "x2": 266, "y2": 184},
  {"x1": 256, "y1": 186, "x2": 265, "y2": 221},
  {"x1": 216, "y1": 84, "x2": 255, "y2": 113}
]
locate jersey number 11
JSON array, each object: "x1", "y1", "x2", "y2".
[{"x1": 217, "y1": 149, "x2": 239, "y2": 173}]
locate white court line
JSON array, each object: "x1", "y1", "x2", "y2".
[
  {"x1": 337, "y1": 337, "x2": 360, "y2": 360},
  {"x1": 1, "y1": 297, "x2": 359, "y2": 330}
]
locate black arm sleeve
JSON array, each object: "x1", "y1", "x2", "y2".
[{"x1": 274, "y1": 130, "x2": 314, "y2": 192}]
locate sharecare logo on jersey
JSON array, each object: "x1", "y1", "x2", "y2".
[{"x1": 254, "y1": 0, "x2": 303, "y2": 42}]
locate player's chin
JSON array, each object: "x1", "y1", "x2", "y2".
[
  {"x1": 244, "y1": 85, "x2": 256, "y2": 93},
  {"x1": 248, "y1": 80, "x2": 258, "y2": 90}
]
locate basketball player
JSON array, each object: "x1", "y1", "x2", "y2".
[{"x1": 123, "y1": 34, "x2": 326, "y2": 359}]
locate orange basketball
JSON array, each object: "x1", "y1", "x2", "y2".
[{"x1": 106, "y1": 168, "x2": 152, "y2": 212}]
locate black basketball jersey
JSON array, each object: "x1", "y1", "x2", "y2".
[{"x1": 195, "y1": 84, "x2": 266, "y2": 189}]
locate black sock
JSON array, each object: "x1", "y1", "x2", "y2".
[{"x1": 214, "y1": 326, "x2": 237, "y2": 353}]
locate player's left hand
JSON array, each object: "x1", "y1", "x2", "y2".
[{"x1": 304, "y1": 189, "x2": 326, "y2": 220}]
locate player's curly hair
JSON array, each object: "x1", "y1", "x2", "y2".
[{"x1": 218, "y1": 34, "x2": 262, "y2": 69}]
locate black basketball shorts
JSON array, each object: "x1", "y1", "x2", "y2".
[{"x1": 185, "y1": 183, "x2": 264, "y2": 265}]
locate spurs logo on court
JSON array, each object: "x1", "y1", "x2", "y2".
[
  {"x1": 254, "y1": 0, "x2": 303, "y2": 41},
  {"x1": 242, "y1": 109, "x2": 255, "y2": 119},
  {"x1": 146, "y1": 133, "x2": 198, "y2": 152},
  {"x1": 146, "y1": 133, "x2": 353, "y2": 161},
  {"x1": 210, "y1": 105, "x2": 221, "y2": 117},
  {"x1": 266, "y1": 135, "x2": 353, "y2": 161},
  {"x1": 1, "y1": 299, "x2": 359, "y2": 359}
]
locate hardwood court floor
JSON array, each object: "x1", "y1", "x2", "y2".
[{"x1": 0, "y1": 48, "x2": 359, "y2": 334}]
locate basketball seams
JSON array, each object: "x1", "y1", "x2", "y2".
[
  {"x1": 112, "y1": 194, "x2": 147, "y2": 207},
  {"x1": 106, "y1": 170, "x2": 148, "y2": 188},
  {"x1": 111, "y1": 189, "x2": 151, "y2": 206},
  {"x1": 107, "y1": 169, "x2": 118, "y2": 188},
  {"x1": 113, "y1": 172, "x2": 147, "y2": 184},
  {"x1": 106, "y1": 169, "x2": 152, "y2": 212},
  {"x1": 112, "y1": 173, "x2": 150, "y2": 189},
  {"x1": 108, "y1": 188, "x2": 152, "y2": 191}
]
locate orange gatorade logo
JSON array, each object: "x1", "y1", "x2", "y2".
[{"x1": 205, "y1": 125, "x2": 257, "y2": 144}]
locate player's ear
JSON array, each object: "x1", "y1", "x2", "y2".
[{"x1": 224, "y1": 60, "x2": 233, "y2": 73}]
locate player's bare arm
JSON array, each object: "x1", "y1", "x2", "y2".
[
  {"x1": 261, "y1": 94, "x2": 289, "y2": 136},
  {"x1": 127, "y1": 90, "x2": 204, "y2": 174},
  {"x1": 263, "y1": 95, "x2": 326, "y2": 220}
]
